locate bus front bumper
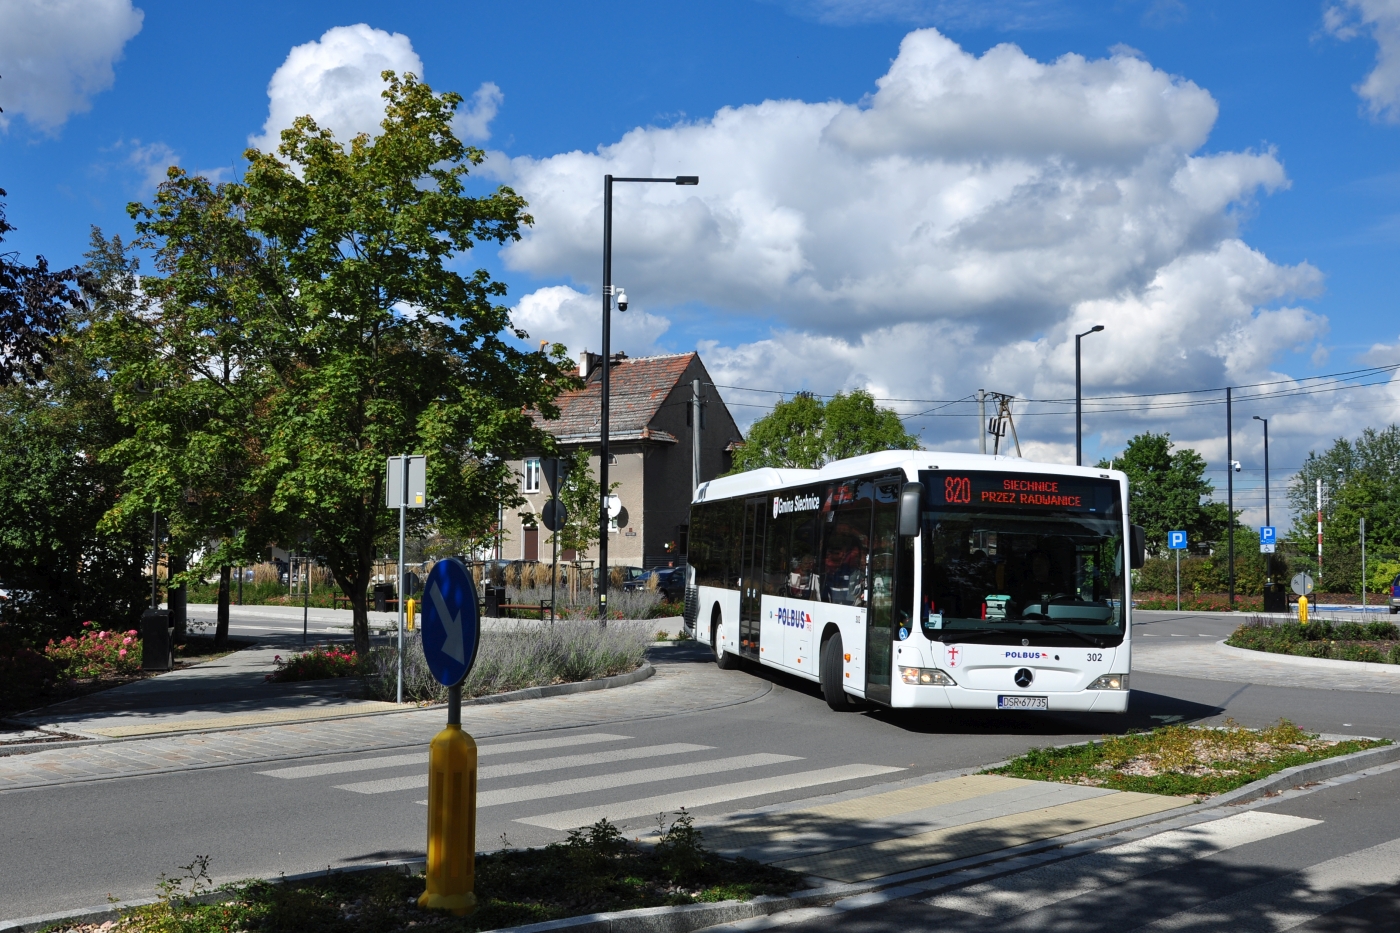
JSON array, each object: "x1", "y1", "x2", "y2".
[{"x1": 893, "y1": 684, "x2": 1130, "y2": 713}]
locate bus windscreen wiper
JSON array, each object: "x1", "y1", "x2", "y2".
[
  {"x1": 939, "y1": 628, "x2": 1030, "y2": 644},
  {"x1": 1027, "y1": 621, "x2": 1106, "y2": 647}
]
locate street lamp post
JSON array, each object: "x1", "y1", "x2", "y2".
[
  {"x1": 1254, "y1": 415, "x2": 1270, "y2": 584},
  {"x1": 598, "y1": 173, "x2": 698, "y2": 622},
  {"x1": 1075, "y1": 325, "x2": 1104, "y2": 466}
]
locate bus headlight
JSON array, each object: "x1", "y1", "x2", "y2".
[
  {"x1": 901, "y1": 667, "x2": 956, "y2": 686},
  {"x1": 1088, "y1": 673, "x2": 1129, "y2": 690}
]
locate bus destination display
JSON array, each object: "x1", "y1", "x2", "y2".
[{"x1": 921, "y1": 471, "x2": 1118, "y2": 514}]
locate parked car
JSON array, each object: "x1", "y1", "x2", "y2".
[
  {"x1": 1390, "y1": 572, "x2": 1400, "y2": 615},
  {"x1": 623, "y1": 565, "x2": 686, "y2": 602}
]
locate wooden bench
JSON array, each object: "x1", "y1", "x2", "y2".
[{"x1": 493, "y1": 602, "x2": 553, "y2": 620}]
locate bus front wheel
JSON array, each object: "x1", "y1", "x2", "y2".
[
  {"x1": 821, "y1": 633, "x2": 856, "y2": 711},
  {"x1": 712, "y1": 613, "x2": 740, "y2": 670}
]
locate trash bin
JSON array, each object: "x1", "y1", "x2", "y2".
[
  {"x1": 1262, "y1": 583, "x2": 1287, "y2": 613},
  {"x1": 140, "y1": 608, "x2": 173, "y2": 671},
  {"x1": 373, "y1": 583, "x2": 397, "y2": 613},
  {"x1": 485, "y1": 585, "x2": 506, "y2": 617}
]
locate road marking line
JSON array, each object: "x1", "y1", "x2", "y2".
[
  {"x1": 259, "y1": 732, "x2": 631, "y2": 779},
  {"x1": 928, "y1": 811, "x2": 1321, "y2": 918},
  {"x1": 479, "y1": 743, "x2": 714, "y2": 780},
  {"x1": 1139, "y1": 833, "x2": 1400, "y2": 931},
  {"x1": 347, "y1": 752, "x2": 798, "y2": 797},
  {"x1": 513, "y1": 764, "x2": 906, "y2": 830}
]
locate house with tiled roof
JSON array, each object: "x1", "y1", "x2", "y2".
[{"x1": 500, "y1": 351, "x2": 742, "y2": 568}]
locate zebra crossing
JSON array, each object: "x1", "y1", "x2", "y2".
[{"x1": 256, "y1": 731, "x2": 904, "y2": 831}]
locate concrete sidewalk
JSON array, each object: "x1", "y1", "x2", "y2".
[
  {"x1": 699, "y1": 773, "x2": 1189, "y2": 884},
  {"x1": 1134, "y1": 637, "x2": 1400, "y2": 693},
  {"x1": 11, "y1": 636, "x2": 396, "y2": 739}
]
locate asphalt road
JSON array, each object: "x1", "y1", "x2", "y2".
[{"x1": 4, "y1": 609, "x2": 1400, "y2": 924}]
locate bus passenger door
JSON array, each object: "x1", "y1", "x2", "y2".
[
  {"x1": 865, "y1": 487, "x2": 898, "y2": 705},
  {"x1": 739, "y1": 497, "x2": 766, "y2": 657}
]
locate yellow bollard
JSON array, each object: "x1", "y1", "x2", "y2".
[
  {"x1": 418, "y1": 708, "x2": 477, "y2": 916},
  {"x1": 1298, "y1": 595, "x2": 1309, "y2": 625},
  {"x1": 407, "y1": 598, "x2": 417, "y2": 632}
]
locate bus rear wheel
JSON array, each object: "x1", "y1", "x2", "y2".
[
  {"x1": 821, "y1": 633, "x2": 856, "y2": 711},
  {"x1": 712, "y1": 613, "x2": 740, "y2": 670}
]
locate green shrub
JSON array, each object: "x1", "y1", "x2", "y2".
[
  {"x1": 44, "y1": 622, "x2": 142, "y2": 678},
  {"x1": 267, "y1": 645, "x2": 360, "y2": 683}
]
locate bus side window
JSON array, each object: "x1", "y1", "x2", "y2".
[
  {"x1": 725, "y1": 497, "x2": 744, "y2": 589},
  {"x1": 791, "y1": 506, "x2": 821, "y2": 601},
  {"x1": 822, "y1": 498, "x2": 871, "y2": 607},
  {"x1": 764, "y1": 502, "x2": 792, "y2": 597}
]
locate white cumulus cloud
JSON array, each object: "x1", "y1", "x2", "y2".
[
  {"x1": 249, "y1": 24, "x2": 424, "y2": 152},
  {"x1": 0, "y1": 0, "x2": 143, "y2": 133},
  {"x1": 249, "y1": 25, "x2": 503, "y2": 153},
  {"x1": 493, "y1": 27, "x2": 1375, "y2": 482},
  {"x1": 511, "y1": 285, "x2": 672, "y2": 361},
  {"x1": 1326, "y1": 0, "x2": 1400, "y2": 122}
]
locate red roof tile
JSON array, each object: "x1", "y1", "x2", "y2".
[{"x1": 536, "y1": 352, "x2": 695, "y2": 444}]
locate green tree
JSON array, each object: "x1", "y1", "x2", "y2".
[
  {"x1": 107, "y1": 73, "x2": 572, "y2": 654},
  {"x1": 0, "y1": 227, "x2": 148, "y2": 642},
  {"x1": 1098, "y1": 432, "x2": 1230, "y2": 556},
  {"x1": 1287, "y1": 425, "x2": 1400, "y2": 593},
  {"x1": 731, "y1": 390, "x2": 919, "y2": 472}
]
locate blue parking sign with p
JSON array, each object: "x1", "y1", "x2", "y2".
[
  {"x1": 1168, "y1": 530, "x2": 1187, "y2": 550},
  {"x1": 1260, "y1": 526, "x2": 1277, "y2": 545}
]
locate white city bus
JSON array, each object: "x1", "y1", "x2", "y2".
[{"x1": 682, "y1": 450, "x2": 1144, "y2": 712}]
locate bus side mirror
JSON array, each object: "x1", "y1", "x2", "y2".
[
  {"x1": 1130, "y1": 524, "x2": 1146, "y2": 569},
  {"x1": 899, "y1": 483, "x2": 924, "y2": 537}
]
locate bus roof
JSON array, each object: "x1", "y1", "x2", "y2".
[{"x1": 695, "y1": 449, "x2": 1127, "y2": 503}]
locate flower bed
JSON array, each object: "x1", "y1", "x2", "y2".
[
  {"x1": 48, "y1": 813, "x2": 803, "y2": 933},
  {"x1": 266, "y1": 645, "x2": 361, "y2": 683},
  {"x1": 1226, "y1": 616, "x2": 1400, "y2": 663},
  {"x1": 363, "y1": 621, "x2": 650, "y2": 703},
  {"x1": 987, "y1": 719, "x2": 1388, "y2": 799},
  {"x1": 44, "y1": 622, "x2": 142, "y2": 678}
]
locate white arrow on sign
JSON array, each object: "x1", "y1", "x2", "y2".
[{"x1": 428, "y1": 581, "x2": 465, "y2": 664}]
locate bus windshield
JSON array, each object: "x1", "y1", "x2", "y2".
[{"x1": 917, "y1": 471, "x2": 1126, "y2": 646}]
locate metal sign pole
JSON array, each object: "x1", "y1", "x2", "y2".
[
  {"x1": 398, "y1": 454, "x2": 407, "y2": 705},
  {"x1": 1176, "y1": 548, "x2": 1180, "y2": 612}
]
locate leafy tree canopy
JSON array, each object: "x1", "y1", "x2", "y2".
[
  {"x1": 100, "y1": 73, "x2": 574, "y2": 653},
  {"x1": 0, "y1": 188, "x2": 83, "y2": 386},
  {"x1": 1286, "y1": 425, "x2": 1400, "y2": 592},
  {"x1": 731, "y1": 390, "x2": 920, "y2": 472},
  {"x1": 1097, "y1": 432, "x2": 1231, "y2": 556}
]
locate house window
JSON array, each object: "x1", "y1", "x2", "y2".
[{"x1": 523, "y1": 457, "x2": 541, "y2": 493}]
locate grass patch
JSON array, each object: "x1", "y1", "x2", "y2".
[
  {"x1": 52, "y1": 814, "x2": 804, "y2": 933},
  {"x1": 986, "y1": 719, "x2": 1389, "y2": 799},
  {"x1": 362, "y1": 621, "x2": 651, "y2": 703},
  {"x1": 1227, "y1": 616, "x2": 1400, "y2": 664}
]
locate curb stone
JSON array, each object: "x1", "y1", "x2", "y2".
[
  {"x1": 11, "y1": 736, "x2": 1392, "y2": 933},
  {"x1": 0, "y1": 662, "x2": 654, "y2": 756},
  {"x1": 1217, "y1": 639, "x2": 1400, "y2": 675}
]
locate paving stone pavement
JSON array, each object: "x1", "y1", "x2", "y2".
[
  {"x1": 0, "y1": 659, "x2": 768, "y2": 791},
  {"x1": 1133, "y1": 638, "x2": 1400, "y2": 693}
]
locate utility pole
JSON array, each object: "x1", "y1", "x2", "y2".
[
  {"x1": 1226, "y1": 387, "x2": 1234, "y2": 607},
  {"x1": 1075, "y1": 325, "x2": 1105, "y2": 466},
  {"x1": 1255, "y1": 415, "x2": 1271, "y2": 584},
  {"x1": 691, "y1": 378, "x2": 702, "y2": 496},
  {"x1": 978, "y1": 389, "x2": 987, "y2": 455}
]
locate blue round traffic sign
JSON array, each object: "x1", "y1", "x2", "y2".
[{"x1": 420, "y1": 558, "x2": 480, "y2": 688}]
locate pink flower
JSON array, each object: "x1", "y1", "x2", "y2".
[
  {"x1": 82, "y1": 621, "x2": 93, "y2": 628},
  {"x1": 119, "y1": 649, "x2": 128, "y2": 657},
  {"x1": 123, "y1": 637, "x2": 132, "y2": 645}
]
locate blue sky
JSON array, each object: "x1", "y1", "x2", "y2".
[{"x1": 3, "y1": 0, "x2": 1399, "y2": 525}]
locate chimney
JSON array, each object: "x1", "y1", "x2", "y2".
[{"x1": 578, "y1": 349, "x2": 602, "y2": 379}]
